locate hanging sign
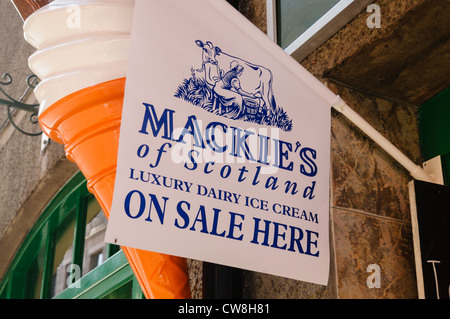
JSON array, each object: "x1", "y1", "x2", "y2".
[{"x1": 105, "y1": 0, "x2": 335, "y2": 285}]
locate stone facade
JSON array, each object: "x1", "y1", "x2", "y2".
[{"x1": 233, "y1": 0, "x2": 426, "y2": 299}]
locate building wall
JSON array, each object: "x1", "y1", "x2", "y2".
[
  {"x1": 0, "y1": 0, "x2": 78, "y2": 280},
  {"x1": 234, "y1": 0, "x2": 421, "y2": 298},
  {"x1": 1, "y1": 0, "x2": 428, "y2": 299}
]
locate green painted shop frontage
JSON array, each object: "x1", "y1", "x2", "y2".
[{"x1": 0, "y1": 172, "x2": 143, "y2": 299}]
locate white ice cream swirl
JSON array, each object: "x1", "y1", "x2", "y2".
[{"x1": 24, "y1": 0, "x2": 135, "y2": 114}]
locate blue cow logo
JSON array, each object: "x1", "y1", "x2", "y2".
[{"x1": 175, "y1": 40, "x2": 293, "y2": 132}]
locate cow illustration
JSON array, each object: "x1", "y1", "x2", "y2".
[
  {"x1": 175, "y1": 40, "x2": 292, "y2": 131},
  {"x1": 195, "y1": 40, "x2": 276, "y2": 116}
]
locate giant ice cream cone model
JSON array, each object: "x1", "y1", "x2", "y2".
[{"x1": 24, "y1": 0, "x2": 191, "y2": 299}]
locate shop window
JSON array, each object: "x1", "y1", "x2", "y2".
[
  {"x1": 276, "y1": 0, "x2": 340, "y2": 48},
  {"x1": 418, "y1": 87, "x2": 450, "y2": 185},
  {"x1": 0, "y1": 172, "x2": 143, "y2": 299},
  {"x1": 267, "y1": 0, "x2": 373, "y2": 60}
]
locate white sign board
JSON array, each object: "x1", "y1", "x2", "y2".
[{"x1": 105, "y1": 0, "x2": 334, "y2": 285}]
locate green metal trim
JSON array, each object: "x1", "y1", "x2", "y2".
[
  {"x1": 106, "y1": 243, "x2": 121, "y2": 258},
  {"x1": 0, "y1": 171, "x2": 143, "y2": 299},
  {"x1": 441, "y1": 153, "x2": 450, "y2": 186},
  {"x1": 53, "y1": 250, "x2": 134, "y2": 299},
  {"x1": 72, "y1": 197, "x2": 88, "y2": 274},
  {"x1": 131, "y1": 275, "x2": 145, "y2": 299},
  {"x1": 0, "y1": 172, "x2": 87, "y2": 297},
  {"x1": 40, "y1": 231, "x2": 55, "y2": 299},
  {"x1": 4, "y1": 271, "x2": 26, "y2": 299}
]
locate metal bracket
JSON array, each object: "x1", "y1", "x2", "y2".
[
  {"x1": 0, "y1": 73, "x2": 42, "y2": 136},
  {"x1": 423, "y1": 155, "x2": 444, "y2": 185}
]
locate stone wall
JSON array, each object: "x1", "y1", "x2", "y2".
[
  {"x1": 236, "y1": 0, "x2": 421, "y2": 298},
  {"x1": 0, "y1": 1, "x2": 78, "y2": 280}
]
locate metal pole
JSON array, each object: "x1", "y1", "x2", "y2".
[{"x1": 332, "y1": 97, "x2": 436, "y2": 184}]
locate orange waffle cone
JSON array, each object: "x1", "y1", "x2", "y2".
[{"x1": 39, "y1": 78, "x2": 191, "y2": 299}]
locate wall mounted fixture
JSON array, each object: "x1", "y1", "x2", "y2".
[{"x1": 0, "y1": 73, "x2": 42, "y2": 136}]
